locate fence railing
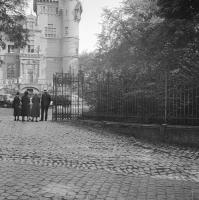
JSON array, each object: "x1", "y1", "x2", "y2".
[
  {"x1": 82, "y1": 72, "x2": 199, "y2": 126},
  {"x1": 167, "y1": 86, "x2": 199, "y2": 125},
  {"x1": 52, "y1": 73, "x2": 84, "y2": 121}
]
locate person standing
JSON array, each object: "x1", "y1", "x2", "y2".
[
  {"x1": 31, "y1": 93, "x2": 40, "y2": 122},
  {"x1": 41, "y1": 90, "x2": 51, "y2": 121},
  {"x1": 27, "y1": 92, "x2": 32, "y2": 121},
  {"x1": 12, "y1": 92, "x2": 21, "y2": 121},
  {"x1": 21, "y1": 91, "x2": 30, "y2": 122}
]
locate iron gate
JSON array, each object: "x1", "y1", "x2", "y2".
[{"x1": 52, "y1": 72, "x2": 84, "y2": 121}]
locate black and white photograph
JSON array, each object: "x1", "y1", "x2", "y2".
[{"x1": 0, "y1": 0, "x2": 199, "y2": 199}]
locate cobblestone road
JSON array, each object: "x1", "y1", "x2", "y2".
[{"x1": 0, "y1": 108, "x2": 199, "y2": 199}]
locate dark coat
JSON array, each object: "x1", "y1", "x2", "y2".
[
  {"x1": 31, "y1": 95, "x2": 40, "y2": 117},
  {"x1": 41, "y1": 93, "x2": 51, "y2": 108},
  {"x1": 13, "y1": 96, "x2": 21, "y2": 116},
  {"x1": 21, "y1": 95, "x2": 30, "y2": 116}
]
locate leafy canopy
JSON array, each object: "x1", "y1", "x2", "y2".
[
  {"x1": 157, "y1": 0, "x2": 199, "y2": 19},
  {"x1": 80, "y1": 0, "x2": 199, "y2": 86},
  {"x1": 0, "y1": 0, "x2": 29, "y2": 49}
]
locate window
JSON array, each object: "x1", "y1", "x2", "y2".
[
  {"x1": 44, "y1": 24, "x2": 56, "y2": 38},
  {"x1": 35, "y1": 46, "x2": 40, "y2": 54},
  {"x1": 8, "y1": 45, "x2": 15, "y2": 53},
  {"x1": 56, "y1": 7, "x2": 59, "y2": 14},
  {"x1": 49, "y1": 6, "x2": 54, "y2": 13},
  {"x1": 65, "y1": 27, "x2": 69, "y2": 35},
  {"x1": 7, "y1": 64, "x2": 16, "y2": 79},
  {"x1": 28, "y1": 45, "x2": 34, "y2": 53},
  {"x1": 48, "y1": 24, "x2": 53, "y2": 28}
]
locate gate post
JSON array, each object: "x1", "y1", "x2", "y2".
[
  {"x1": 164, "y1": 67, "x2": 168, "y2": 124},
  {"x1": 55, "y1": 74, "x2": 58, "y2": 121},
  {"x1": 79, "y1": 69, "x2": 84, "y2": 119}
]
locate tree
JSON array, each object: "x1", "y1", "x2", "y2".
[
  {"x1": 85, "y1": 0, "x2": 199, "y2": 85},
  {"x1": 157, "y1": 0, "x2": 199, "y2": 19},
  {"x1": 95, "y1": 0, "x2": 160, "y2": 85},
  {"x1": 79, "y1": 52, "x2": 98, "y2": 72},
  {"x1": 143, "y1": 0, "x2": 199, "y2": 83},
  {"x1": 0, "y1": 0, "x2": 29, "y2": 49},
  {"x1": 81, "y1": 0, "x2": 199, "y2": 124}
]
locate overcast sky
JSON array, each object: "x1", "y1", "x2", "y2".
[
  {"x1": 27, "y1": 0, "x2": 121, "y2": 53},
  {"x1": 79, "y1": 0, "x2": 121, "y2": 53}
]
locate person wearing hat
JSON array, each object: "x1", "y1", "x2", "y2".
[
  {"x1": 12, "y1": 92, "x2": 21, "y2": 121},
  {"x1": 40, "y1": 89, "x2": 51, "y2": 121}
]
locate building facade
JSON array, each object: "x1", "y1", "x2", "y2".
[{"x1": 0, "y1": 0, "x2": 82, "y2": 93}]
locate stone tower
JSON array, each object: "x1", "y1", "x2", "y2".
[
  {"x1": 33, "y1": 0, "x2": 82, "y2": 82},
  {"x1": 59, "y1": 0, "x2": 82, "y2": 73}
]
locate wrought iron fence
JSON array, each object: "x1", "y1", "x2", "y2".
[
  {"x1": 82, "y1": 72, "x2": 199, "y2": 126},
  {"x1": 52, "y1": 72, "x2": 84, "y2": 121},
  {"x1": 52, "y1": 71, "x2": 199, "y2": 125},
  {"x1": 167, "y1": 86, "x2": 199, "y2": 125}
]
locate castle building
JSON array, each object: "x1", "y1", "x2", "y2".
[{"x1": 0, "y1": 0, "x2": 82, "y2": 93}]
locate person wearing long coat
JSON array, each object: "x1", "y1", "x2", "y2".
[
  {"x1": 31, "y1": 93, "x2": 40, "y2": 122},
  {"x1": 21, "y1": 91, "x2": 30, "y2": 121},
  {"x1": 12, "y1": 92, "x2": 21, "y2": 121},
  {"x1": 41, "y1": 90, "x2": 51, "y2": 121}
]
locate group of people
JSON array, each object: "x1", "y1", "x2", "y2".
[{"x1": 12, "y1": 90, "x2": 51, "y2": 122}]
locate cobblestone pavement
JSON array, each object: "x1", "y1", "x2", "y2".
[{"x1": 0, "y1": 108, "x2": 199, "y2": 199}]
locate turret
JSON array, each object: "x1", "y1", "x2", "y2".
[
  {"x1": 33, "y1": 0, "x2": 82, "y2": 83},
  {"x1": 60, "y1": 0, "x2": 82, "y2": 73},
  {"x1": 34, "y1": 0, "x2": 61, "y2": 83}
]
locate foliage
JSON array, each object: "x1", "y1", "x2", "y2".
[
  {"x1": 144, "y1": 0, "x2": 199, "y2": 83},
  {"x1": 0, "y1": 0, "x2": 29, "y2": 49},
  {"x1": 87, "y1": 0, "x2": 199, "y2": 85},
  {"x1": 79, "y1": 52, "x2": 99, "y2": 72},
  {"x1": 89, "y1": 0, "x2": 162, "y2": 86},
  {"x1": 157, "y1": 0, "x2": 199, "y2": 19},
  {"x1": 81, "y1": 0, "x2": 199, "y2": 125}
]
